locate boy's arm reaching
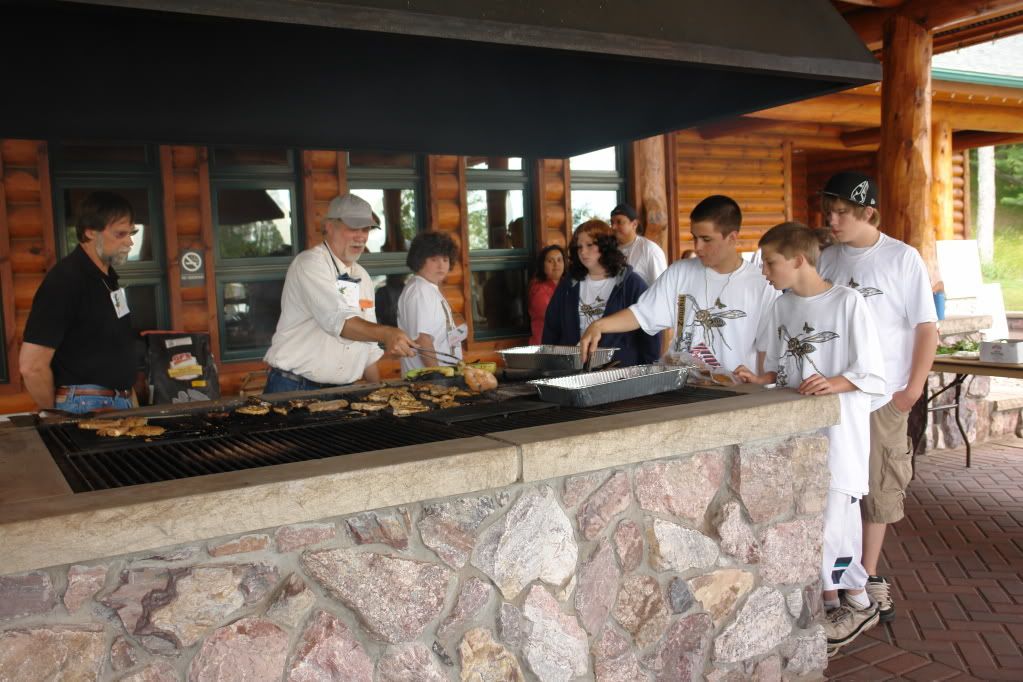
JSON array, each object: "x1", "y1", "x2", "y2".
[
  {"x1": 798, "y1": 374, "x2": 856, "y2": 396},
  {"x1": 579, "y1": 308, "x2": 641, "y2": 361},
  {"x1": 734, "y1": 365, "x2": 776, "y2": 386}
]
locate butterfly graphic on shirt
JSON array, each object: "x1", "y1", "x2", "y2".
[
  {"x1": 678, "y1": 294, "x2": 747, "y2": 358},
  {"x1": 775, "y1": 322, "x2": 840, "y2": 387},
  {"x1": 847, "y1": 277, "x2": 883, "y2": 298}
]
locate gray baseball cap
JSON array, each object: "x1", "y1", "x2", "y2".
[{"x1": 325, "y1": 194, "x2": 380, "y2": 229}]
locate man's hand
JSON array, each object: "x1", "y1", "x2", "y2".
[
  {"x1": 579, "y1": 321, "x2": 604, "y2": 363},
  {"x1": 382, "y1": 328, "x2": 416, "y2": 357},
  {"x1": 890, "y1": 387, "x2": 920, "y2": 413}
]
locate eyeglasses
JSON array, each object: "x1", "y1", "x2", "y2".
[{"x1": 110, "y1": 228, "x2": 140, "y2": 240}]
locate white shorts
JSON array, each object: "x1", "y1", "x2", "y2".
[{"x1": 822, "y1": 489, "x2": 869, "y2": 592}]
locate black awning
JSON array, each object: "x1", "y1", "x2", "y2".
[{"x1": 1, "y1": 0, "x2": 880, "y2": 157}]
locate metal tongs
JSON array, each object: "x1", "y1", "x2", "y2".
[{"x1": 413, "y1": 345, "x2": 463, "y2": 365}]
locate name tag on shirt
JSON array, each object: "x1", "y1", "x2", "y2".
[
  {"x1": 335, "y1": 279, "x2": 360, "y2": 309},
  {"x1": 110, "y1": 288, "x2": 130, "y2": 318},
  {"x1": 448, "y1": 322, "x2": 468, "y2": 348}
]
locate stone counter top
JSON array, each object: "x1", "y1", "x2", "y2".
[{"x1": 0, "y1": 386, "x2": 838, "y2": 575}]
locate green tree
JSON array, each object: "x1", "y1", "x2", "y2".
[{"x1": 996, "y1": 144, "x2": 1023, "y2": 207}]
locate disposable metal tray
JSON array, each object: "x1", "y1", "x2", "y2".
[
  {"x1": 528, "y1": 364, "x2": 690, "y2": 407},
  {"x1": 499, "y1": 345, "x2": 617, "y2": 371}
]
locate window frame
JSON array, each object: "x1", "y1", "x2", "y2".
[
  {"x1": 346, "y1": 153, "x2": 425, "y2": 275},
  {"x1": 215, "y1": 272, "x2": 289, "y2": 364},
  {"x1": 465, "y1": 159, "x2": 534, "y2": 341},
  {"x1": 210, "y1": 146, "x2": 303, "y2": 361},
  {"x1": 211, "y1": 178, "x2": 301, "y2": 266},
  {"x1": 568, "y1": 145, "x2": 626, "y2": 224},
  {"x1": 50, "y1": 144, "x2": 171, "y2": 333}
]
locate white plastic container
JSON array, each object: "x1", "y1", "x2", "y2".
[{"x1": 979, "y1": 339, "x2": 1023, "y2": 364}]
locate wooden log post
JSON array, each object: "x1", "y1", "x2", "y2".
[
  {"x1": 879, "y1": 12, "x2": 935, "y2": 277},
  {"x1": 931, "y1": 119, "x2": 955, "y2": 242},
  {"x1": 628, "y1": 135, "x2": 669, "y2": 253}
]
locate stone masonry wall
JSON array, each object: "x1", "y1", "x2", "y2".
[{"x1": 0, "y1": 432, "x2": 831, "y2": 681}]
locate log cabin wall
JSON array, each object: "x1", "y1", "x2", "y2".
[
  {"x1": 674, "y1": 130, "x2": 790, "y2": 254},
  {"x1": 0, "y1": 141, "x2": 54, "y2": 413},
  {"x1": 533, "y1": 159, "x2": 572, "y2": 248},
  {"x1": 953, "y1": 151, "x2": 968, "y2": 239}
]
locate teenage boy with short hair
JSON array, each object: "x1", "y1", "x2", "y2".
[
  {"x1": 737, "y1": 221, "x2": 887, "y2": 656},
  {"x1": 581, "y1": 195, "x2": 777, "y2": 372},
  {"x1": 818, "y1": 172, "x2": 938, "y2": 624}
]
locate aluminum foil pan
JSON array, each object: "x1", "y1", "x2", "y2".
[
  {"x1": 499, "y1": 345, "x2": 617, "y2": 371},
  {"x1": 529, "y1": 364, "x2": 690, "y2": 407}
]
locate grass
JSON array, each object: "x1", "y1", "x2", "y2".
[
  {"x1": 982, "y1": 221, "x2": 1023, "y2": 312},
  {"x1": 980, "y1": 207, "x2": 1023, "y2": 312}
]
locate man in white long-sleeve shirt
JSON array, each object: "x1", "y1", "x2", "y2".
[{"x1": 263, "y1": 194, "x2": 415, "y2": 393}]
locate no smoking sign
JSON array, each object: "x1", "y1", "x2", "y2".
[{"x1": 179, "y1": 248, "x2": 205, "y2": 285}]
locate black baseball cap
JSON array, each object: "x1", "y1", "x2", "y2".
[
  {"x1": 822, "y1": 172, "x2": 878, "y2": 207},
  {"x1": 610, "y1": 203, "x2": 638, "y2": 221}
]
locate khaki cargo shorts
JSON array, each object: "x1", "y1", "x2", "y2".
[{"x1": 862, "y1": 400, "x2": 913, "y2": 524}]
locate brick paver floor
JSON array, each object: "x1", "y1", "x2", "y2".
[{"x1": 827, "y1": 435, "x2": 1023, "y2": 681}]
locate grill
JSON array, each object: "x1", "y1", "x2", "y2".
[{"x1": 38, "y1": 385, "x2": 737, "y2": 493}]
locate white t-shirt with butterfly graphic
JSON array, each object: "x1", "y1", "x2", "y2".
[
  {"x1": 818, "y1": 233, "x2": 937, "y2": 410},
  {"x1": 579, "y1": 276, "x2": 616, "y2": 335},
  {"x1": 630, "y1": 258, "x2": 778, "y2": 372},
  {"x1": 761, "y1": 284, "x2": 886, "y2": 495}
]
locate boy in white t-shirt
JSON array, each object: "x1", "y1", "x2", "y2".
[
  {"x1": 581, "y1": 195, "x2": 778, "y2": 372},
  {"x1": 737, "y1": 222, "x2": 886, "y2": 657},
  {"x1": 818, "y1": 172, "x2": 938, "y2": 625},
  {"x1": 610, "y1": 203, "x2": 668, "y2": 286}
]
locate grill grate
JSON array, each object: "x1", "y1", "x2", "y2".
[{"x1": 40, "y1": 387, "x2": 737, "y2": 493}]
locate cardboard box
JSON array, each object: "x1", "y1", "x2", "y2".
[{"x1": 980, "y1": 339, "x2": 1023, "y2": 364}]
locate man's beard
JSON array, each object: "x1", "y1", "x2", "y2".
[{"x1": 97, "y1": 234, "x2": 129, "y2": 266}]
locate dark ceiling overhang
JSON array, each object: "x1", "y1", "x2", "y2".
[{"x1": 1, "y1": 0, "x2": 881, "y2": 157}]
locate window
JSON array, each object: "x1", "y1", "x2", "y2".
[
  {"x1": 466, "y1": 157, "x2": 531, "y2": 339},
  {"x1": 346, "y1": 152, "x2": 423, "y2": 259},
  {"x1": 569, "y1": 146, "x2": 625, "y2": 226},
  {"x1": 51, "y1": 142, "x2": 169, "y2": 336},
  {"x1": 211, "y1": 146, "x2": 301, "y2": 361},
  {"x1": 345, "y1": 152, "x2": 425, "y2": 319}
]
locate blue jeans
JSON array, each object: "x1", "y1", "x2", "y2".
[
  {"x1": 55, "y1": 385, "x2": 135, "y2": 414},
  {"x1": 264, "y1": 368, "x2": 345, "y2": 394}
]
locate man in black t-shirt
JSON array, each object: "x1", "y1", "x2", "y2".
[{"x1": 20, "y1": 192, "x2": 139, "y2": 413}]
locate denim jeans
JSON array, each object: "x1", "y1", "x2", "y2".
[
  {"x1": 55, "y1": 384, "x2": 135, "y2": 414},
  {"x1": 263, "y1": 368, "x2": 345, "y2": 394}
]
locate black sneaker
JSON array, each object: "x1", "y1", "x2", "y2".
[{"x1": 866, "y1": 575, "x2": 895, "y2": 623}]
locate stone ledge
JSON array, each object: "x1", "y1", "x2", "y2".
[
  {"x1": 509, "y1": 389, "x2": 839, "y2": 482},
  {"x1": 990, "y1": 393, "x2": 1023, "y2": 412},
  {"x1": 0, "y1": 438, "x2": 518, "y2": 576},
  {"x1": 0, "y1": 387, "x2": 837, "y2": 576},
  {"x1": 938, "y1": 315, "x2": 993, "y2": 337}
]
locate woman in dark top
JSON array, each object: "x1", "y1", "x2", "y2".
[{"x1": 542, "y1": 219, "x2": 660, "y2": 366}]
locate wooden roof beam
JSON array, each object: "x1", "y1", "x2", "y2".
[
  {"x1": 845, "y1": 0, "x2": 1023, "y2": 50},
  {"x1": 749, "y1": 92, "x2": 1023, "y2": 133},
  {"x1": 841, "y1": 127, "x2": 882, "y2": 147},
  {"x1": 952, "y1": 130, "x2": 1023, "y2": 151}
]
